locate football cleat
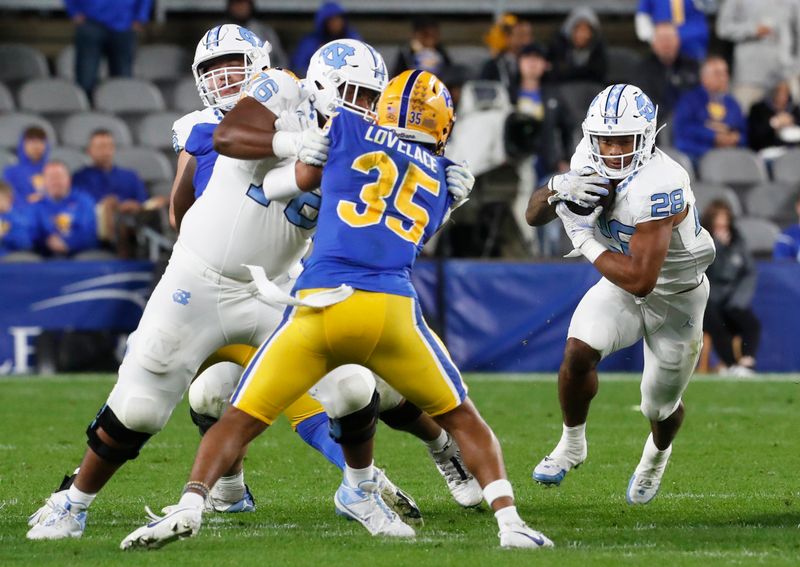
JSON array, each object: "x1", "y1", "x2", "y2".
[
  {"x1": 430, "y1": 437, "x2": 483, "y2": 507},
  {"x1": 532, "y1": 453, "x2": 585, "y2": 486},
  {"x1": 26, "y1": 496, "x2": 86, "y2": 540},
  {"x1": 626, "y1": 444, "x2": 672, "y2": 505},
  {"x1": 207, "y1": 483, "x2": 256, "y2": 513},
  {"x1": 374, "y1": 467, "x2": 423, "y2": 526},
  {"x1": 120, "y1": 506, "x2": 202, "y2": 550},
  {"x1": 498, "y1": 521, "x2": 555, "y2": 549},
  {"x1": 28, "y1": 471, "x2": 77, "y2": 527},
  {"x1": 334, "y1": 477, "x2": 415, "y2": 537}
]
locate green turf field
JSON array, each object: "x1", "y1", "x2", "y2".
[{"x1": 1, "y1": 373, "x2": 798, "y2": 566}]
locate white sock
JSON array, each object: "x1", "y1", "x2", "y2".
[
  {"x1": 494, "y1": 505, "x2": 523, "y2": 528},
  {"x1": 210, "y1": 471, "x2": 245, "y2": 502},
  {"x1": 66, "y1": 485, "x2": 96, "y2": 511},
  {"x1": 345, "y1": 461, "x2": 375, "y2": 487},
  {"x1": 553, "y1": 422, "x2": 587, "y2": 456},
  {"x1": 640, "y1": 433, "x2": 671, "y2": 467},
  {"x1": 425, "y1": 430, "x2": 449, "y2": 454},
  {"x1": 178, "y1": 491, "x2": 205, "y2": 509}
]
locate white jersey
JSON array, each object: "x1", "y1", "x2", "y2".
[
  {"x1": 171, "y1": 107, "x2": 221, "y2": 154},
  {"x1": 572, "y1": 140, "x2": 716, "y2": 295},
  {"x1": 177, "y1": 68, "x2": 319, "y2": 281}
]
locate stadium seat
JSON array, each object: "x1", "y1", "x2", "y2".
[
  {"x1": 770, "y1": 148, "x2": 800, "y2": 188},
  {"x1": 56, "y1": 44, "x2": 108, "y2": 81},
  {"x1": 0, "y1": 44, "x2": 49, "y2": 84},
  {"x1": 698, "y1": 148, "x2": 766, "y2": 189},
  {"x1": 692, "y1": 183, "x2": 743, "y2": 217},
  {"x1": 0, "y1": 113, "x2": 57, "y2": 149},
  {"x1": 0, "y1": 250, "x2": 43, "y2": 263},
  {"x1": 170, "y1": 76, "x2": 202, "y2": 113},
  {"x1": 18, "y1": 78, "x2": 90, "y2": 115},
  {"x1": 94, "y1": 78, "x2": 166, "y2": 114},
  {"x1": 115, "y1": 147, "x2": 173, "y2": 184},
  {"x1": 606, "y1": 47, "x2": 643, "y2": 85},
  {"x1": 458, "y1": 80, "x2": 511, "y2": 116},
  {"x1": 50, "y1": 146, "x2": 90, "y2": 173},
  {"x1": 59, "y1": 112, "x2": 133, "y2": 149},
  {"x1": 134, "y1": 44, "x2": 191, "y2": 82},
  {"x1": 73, "y1": 249, "x2": 118, "y2": 261},
  {"x1": 661, "y1": 146, "x2": 695, "y2": 181},
  {"x1": 744, "y1": 182, "x2": 797, "y2": 222},
  {"x1": 135, "y1": 111, "x2": 182, "y2": 150},
  {"x1": 0, "y1": 82, "x2": 15, "y2": 111},
  {"x1": 448, "y1": 45, "x2": 491, "y2": 70},
  {"x1": 737, "y1": 216, "x2": 780, "y2": 256},
  {"x1": 0, "y1": 149, "x2": 16, "y2": 172},
  {"x1": 148, "y1": 180, "x2": 173, "y2": 200}
]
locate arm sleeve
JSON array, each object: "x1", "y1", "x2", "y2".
[
  {"x1": 262, "y1": 160, "x2": 304, "y2": 201},
  {"x1": 716, "y1": 0, "x2": 758, "y2": 41}
]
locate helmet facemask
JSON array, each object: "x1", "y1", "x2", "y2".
[
  {"x1": 310, "y1": 71, "x2": 382, "y2": 120},
  {"x1": 584, "y1": 123, "x2": 657, "y2": 179},
  {"x1": 195, "y1": 55, "x2": 250, "y2": 111}
]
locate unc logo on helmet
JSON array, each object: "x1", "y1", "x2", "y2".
[
  {"x1": 238, "y1": 27, "x2": 263, "y2": 48},
  {"x1": 322, "y1": 43, "x2": 356, "y2": 69},
  {"x1": 635, "y1": 93, "x2": 656, "y2": 122}
]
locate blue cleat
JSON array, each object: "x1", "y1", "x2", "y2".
[{"x1": 334, "y1": 477, "x2": 415, "y2": 537}]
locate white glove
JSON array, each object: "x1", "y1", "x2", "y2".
[
  {"x1": 547, "y1": 167, "x2": 609, "y2": 208},
  {"x1": 274, "y1": 109, "x2": 306, "y2": 132},
  {"x1": 445, "y1": 162, "x2": 474, "y2": 208},
  {"x1": 298, "y1": 128, "x2": 330, "y2": 167},
  {"x1": 555, "y1": 202, "x2": 607, "y2": 263}
]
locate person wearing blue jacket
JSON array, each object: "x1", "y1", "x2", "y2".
[
  {"x1": 673, "y1": 55, "x2": 746, "y2": 162},
  {"x1": 3, "y1": 126, "x2": 50, "y2": 208},
  {"x1": 636, "y1": 0, "x2": 712, "y2": 61},
  {"x1": 0, "y1": 181, "x2": 34, "y2": 258},
  {"x1": 64, "y1": 0, "x2": 153, "y2": 96},
  {"x1": 290, "y1": 1, "x2": 361, "y2": 76},
  {"x1": 31, "y1": 161, "x2": 98, "y2": 257},
  {"x1": 774, "y1": 194, "x2": 800, "y2": 262}
]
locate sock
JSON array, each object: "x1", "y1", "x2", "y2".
[
  {"x1": 640, "y1": 433, "x2": 671, "y2": 466},
  {"x1": 66, "y1": 485, "x2": 96, "y2": 511},
  {"x1": 425, "y1": 430, "x2": 449, "y2": 454},
  {"x1": 553, "y1": 422, "x2": 587, "y2": 457},
  {"x1": 344, "y1": 461, "x2": 375, "y2": 487},
  {"x1": 178, "y1": 491, "x2": 205, "y2": 509},
  {"x1": 494, "y1": 505, "x2": 523, "y2": 528},
  {"x1": 210, "y1": 471, "x2": 245, "y2": 502},
  {"x1": 295, "y1": 412, "x2": 345, "y2": 470}
]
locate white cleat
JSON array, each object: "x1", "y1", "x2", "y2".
[
  {"x1": 334, "y1": 477, "x2": 415, "y2": 537},
  {"x1": 532, "y1": 449, "x2": 586, "y2": 486},
  {"x1": 374, "y1": 467, "x2": 423, "y2": 526},
  {"x1": 120, "y1": 506, "x2": 202, "y2": 550},
  {"x1": 499, "y1": 522, "x2": 555, "y2": 549},
  {"x1": 627, "y1": 444, "x2": 673, "y2": 505},
  {"x1": 26, "y1": 496, "x2": 86, "y2": 540},
  {"x1": 430, "y1": 437, "x2": 483, "y2": 507}
]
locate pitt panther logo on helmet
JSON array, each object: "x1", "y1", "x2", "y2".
[
  {"x1": 322, "y1": 43, "x2": 356, "y2": 69},
  {"x1": 636, "y1": 93, "x2": 656, "y2": 122}
]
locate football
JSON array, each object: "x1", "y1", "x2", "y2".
[{"x1": 565, "y1": 186, "x2": 614, "y2": 216}]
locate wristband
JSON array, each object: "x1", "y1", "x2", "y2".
[
  {"x1": 579, "y1": 238, "x2": 607, "y2": 264},
  {"x1": 272, "y1": 130, "x2": 300, "y2": 158},
  {"x1": 262, "y1": 161, "x2": 304, "y2": 200}
]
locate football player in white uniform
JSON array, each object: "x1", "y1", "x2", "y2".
[{"x1": 526, "y1": 84, "x2": 715, "y2": 504}]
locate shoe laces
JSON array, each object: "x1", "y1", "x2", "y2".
[{"x1": 438, "y1": 455, "x2": 471, "y2": 484}]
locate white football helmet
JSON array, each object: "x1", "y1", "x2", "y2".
[
  {"x1": 305, "y1": 39, "x2": 388, "y2": 119},
  {"x1": 192, "y1": 24, "x2": 272, "y2": 112},
  {"x1": 582, "y1": 83, "x2": 659, "y2": 179}
]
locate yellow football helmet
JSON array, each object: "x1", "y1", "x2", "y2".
[{"x1": 375, "y1": 70, "x2": 455, "y2": 156}]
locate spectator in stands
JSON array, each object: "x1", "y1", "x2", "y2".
[
  {"x1": 290, "y1": 1, "x2": 360, "y2": 76},
  {"x1": 480, "y1": 17, "x2": 533, "y2": 97},
  {"x1": 701, "y1": 199, "x2": 761, "y2": 376},
  {"x1": 635, "y1": 22, "x2": 699, "y2": 120},
  {"x1": 773, "y1": 193, "x2": 800, "y2": 261},
  {"x1": 748, "y1": 79, "x2": 800, "y2": 152},
  {"x1": 65, "y1": 0, "x2": 153, "y2": 98},
  {"x1": 392, "y1": 16, "x2": 452, "y2": 77},
  {"x1": 30, "y1": 161, "x2": 97, "y2": 257},
  {"x1": 483, "y1": 13, "x2": 519, "y2": 58},
  {"x1": 0, "y1": 181, "x2": 33, "y2": 258},
  {"x1": 716, "y1": 0, "x2": 800, "y2": 113},
  {"x1": 3, "y1": 126, "x2": 50, "y2": 208},
  {"x1": 548, "y1": 7, "x2": 607, "y2": 84},
  {"x1": 673, "y1": 55, "x2": 746, "y2": 162},
  {"x1": 636, "y1": 0, "x2": 711, "y2": 61},
  {"x1": 224, "y1": 0, "x2": 288, "y2": 68}
]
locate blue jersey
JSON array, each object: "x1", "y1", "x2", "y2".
[
  {"x1": 172, "y1": 108, "x2": 222, "y2": 198},
  {"x1": 296, "y1": 109, "x2": 453, "y2": 297}
]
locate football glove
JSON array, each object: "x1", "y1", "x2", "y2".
[
  {"x1": 556, "y1": 201, "x2": 603, "y2": 250},
  {"x1": 547, "y1": 167, "x2": 609, "y2": 209},
  {"x1": 298, "y1": 128, "x2": 331, "y2": 167},
  {"x1": 445, "y1": 162, "x2": 474, "y2": 208}
]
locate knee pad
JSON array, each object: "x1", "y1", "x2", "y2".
[
  {"x1": 311, "y1": 364, "x2": 376, "y2": 419},
  {"x1": 132, "y1": 322, "x2": 184, "y2": 375},
  {"x1": 329, "y1": 390, "x2": 379, "y2": 445},
  {"x1": 86, "y1": 405, "x2": 152, "y2": 464},
  {"x1": 189, "y1": 407, "x2": 218, "y2": 436},
  {"x1": 375, "y1": 376, "x2": 404, "y2": 413},
  {"x1": 380, "y1": 400, "x2": 423, "y2": 430},
  {"x1": 640, "y1": 398, "x2": 682, "y2": 422},
  {"x1": 188, "y1": 362, "x2": 242, "y2": 420}
]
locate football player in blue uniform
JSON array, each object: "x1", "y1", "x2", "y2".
[{"x1": 121, "y1": 70, "x2": 554, "y2": 550}]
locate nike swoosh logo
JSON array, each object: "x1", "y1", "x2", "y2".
[{"x1": 512, "y1": 531, "x2": 545, "y2": 545}]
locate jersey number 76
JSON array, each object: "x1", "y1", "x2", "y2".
[{"x1": 337, "y1": 150, "x2": 440, "y2": 246}]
